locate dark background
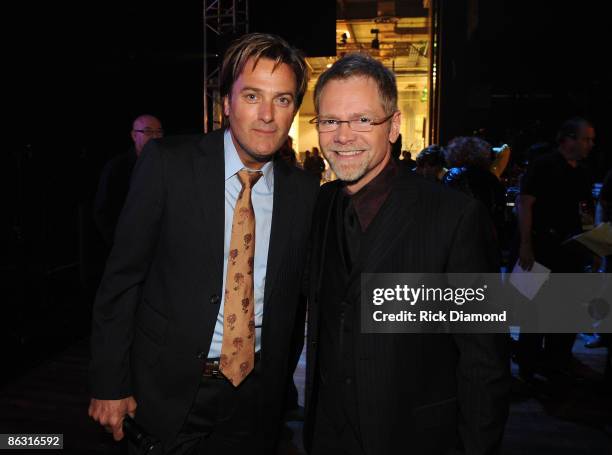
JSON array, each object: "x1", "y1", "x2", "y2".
[
  {"x1": 455, "y1": 0, "x2": 609, "y2": 166},
  {"x1": 3, "y1": 0, "x2": 337, "y2": 381},
  {"x1": 3, "y1": 0, "x2": 610, "y2": 378}
]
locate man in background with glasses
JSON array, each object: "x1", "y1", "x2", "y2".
[
  {"x1": 94, "y1": 114, "x2": 163, "y2": 247},
  {"x1": 131, "y1": 114, "x2": 164, "y2": 157},
  {"x1": 303, "y1": 53, "x2": 509, "y2": 454}
]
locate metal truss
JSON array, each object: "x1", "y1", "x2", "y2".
[{"x1": 203, "y1": 0, "x2": 249, "y2": 132}]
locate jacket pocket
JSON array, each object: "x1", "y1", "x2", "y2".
[
  {"x1": 135, "y1": 299, "x2": 168, "y2": 345},
  {"x1": 132, "y1": 325, "x2": 161, "y2": 366}
]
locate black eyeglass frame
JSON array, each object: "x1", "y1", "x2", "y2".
[{"x1": 133, "y1": 129, "x2": 164, "y2": 135}]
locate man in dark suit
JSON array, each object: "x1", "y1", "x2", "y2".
[
  {"x1": 94, "y1": 114, "x2": 163, "y2": 247},
  {"x1": 304, "y1": 53, "x2": 510, "y2": 454},
  {"x1": 88, "y1": 33, "x2": 319, "y2": 454}
]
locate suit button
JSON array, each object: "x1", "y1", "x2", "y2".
[
  {"x1": 210, "y1": 294, "x2": 220, "y2": 305},
  {"x1": 345, "y1": 377, "x2": 353, "y2": 385},
  {"x1": 196, "y1": 351, "x2": 206, "y2": 360}
]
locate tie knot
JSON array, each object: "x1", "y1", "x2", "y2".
[{"x1": 237, "y1": 169, "x2": 263, "y2": 190}]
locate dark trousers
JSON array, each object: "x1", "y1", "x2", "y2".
[
  {"x1": 517, "y1": 333, "x2": 575, "y2": 372},
  {"x1": 134, "y1": 362, "x2": 262, "y2": 455},
  {"x1": 517, "y1": 235, "x2": 585, "y2": 375},
  {"x1": 310, "y1": 377, "x2": 364, "y2": 455},
  {"x1": 311, "y1": 399, "x2": 365, "y2": 455}
]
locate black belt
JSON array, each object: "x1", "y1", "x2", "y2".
[{"x1": 203, "y1": 352, "x2": 261, "y2": 378}]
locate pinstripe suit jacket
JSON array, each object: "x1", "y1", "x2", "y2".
[
  {"x1": 304, "y1": 168, "x2": 510, "y2": 454},
  {"x1": 90, "y1": 128, "x2": 319, "y2": 450}
]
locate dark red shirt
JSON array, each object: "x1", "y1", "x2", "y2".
[{"x1": 344, "y1": 157, "x2": 399, "y2": 231}]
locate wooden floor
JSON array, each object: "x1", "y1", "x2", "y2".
[{"x1": 0, "y1": 337, "x2": 610, "y2": 455}]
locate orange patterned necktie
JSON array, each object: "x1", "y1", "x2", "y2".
[{"x1": 220, "y1": 169, "x2": 262, "y2": 387}]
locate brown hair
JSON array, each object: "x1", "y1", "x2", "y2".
[
  {"x1": 314, "y1": 52, "x2": 398, "y2": 115},
  {"x1": 445, "y1": 136, "x2": 492, "y2": 169},
  {"x1": 220, "y1": 33, "x2": 309, "y2": 110}
]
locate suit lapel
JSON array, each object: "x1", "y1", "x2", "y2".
[
  {"x1": 314, "y1": 183, "x2": 341, "y2": 300},
  {"x1": 263, "y1": 159, "x2": 297, "y2": 313},
  {"x1": 193, "y1": 129, "x2": 226, "y2": 285},
  {"x1": 346, "y1": 174, "x2": 419, "y2": 301}
]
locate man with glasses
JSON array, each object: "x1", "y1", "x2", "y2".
[
  {"x1": 94, "y1": 114, "x2": 163, "y2": 246},
  {"x1": 131, "y1": 115, "x2": 164, "y2": 157},
  {"x1": 88, "y1": 34, "x2": 318, "y2": 454},
  {"x1": 303, "y1": 53, "x2": 510, "y2": 454}
]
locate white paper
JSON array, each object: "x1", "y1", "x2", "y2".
[
  {"x1": 509, "y1": 260, "x2": 551, "y2": 300},
  {"x1": 567, "y1": 222, "x2": 612, "y2": 257}
]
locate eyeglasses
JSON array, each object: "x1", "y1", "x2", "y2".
[
  {"x1": 309, "y1": 112, "x2": 396, "y2": 132},
  {"x1": 133, "y1": 128, "x2": 164, "y2": 137}
]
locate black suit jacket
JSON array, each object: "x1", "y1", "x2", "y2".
[
  {"x1": 93, "y1": 147, "x2": 137, "y2": 247},
  {"x1": 304, "y1": 169, "x2": 510, "y2": 454},
  {"x1": 90, "y1": 128, "x2": 319, "y2": 449}
]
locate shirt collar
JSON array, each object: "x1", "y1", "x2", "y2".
[
  {"x1": 344, "y1": 157, "x2": 399, "y2": 231},
  {"x1": 224, "y1": 129, "x2": 274, "y2": 191}
]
